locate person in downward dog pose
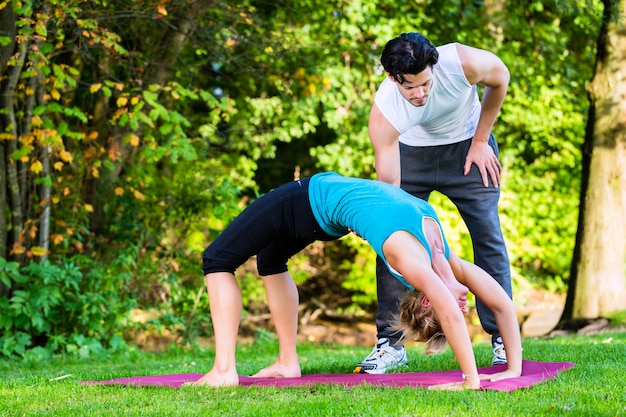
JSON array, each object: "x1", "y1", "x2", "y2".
[{"x1": 196, "y1": 172, "x2": 522, "y2": 389}]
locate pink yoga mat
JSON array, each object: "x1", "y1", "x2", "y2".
[{"x1": 79, "y1": 360, "x2": 574, "y2": 392}]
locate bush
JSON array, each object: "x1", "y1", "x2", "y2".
[{"x1": 0, "y1": 256, "x2": 136, "y2": 358}]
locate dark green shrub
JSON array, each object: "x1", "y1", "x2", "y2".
[{"x1": 0, "y1": 256, "x2": 136, "y2": 358}]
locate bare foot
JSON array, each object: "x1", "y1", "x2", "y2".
[
  {"x1": 192, "y1": 369, "x2": 239, "y2": 387},
  {"x1": 251, "y1": 361, "x2": 301, "y2": 379}
]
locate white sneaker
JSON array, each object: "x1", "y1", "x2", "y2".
[
  {"x1": 354, "y1": 338, "x2": 408, "y2": 374},
  {"x1": 492, "y1": 336, "x2": 507, "y2": 365}
]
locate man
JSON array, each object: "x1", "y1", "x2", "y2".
[{"x1": 354, "y1": 32, "x2": 513, "y2": 374}]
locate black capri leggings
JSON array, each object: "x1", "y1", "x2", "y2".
[{"x1": 202, "y1": 178, "x2": 337, "y2": 276}]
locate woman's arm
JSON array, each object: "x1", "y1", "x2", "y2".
[
  {"x1": 383, "y1": 231, "x2": 481, "y2": 389},
  {"x1": 449, "y1": 251, "x2": 523, "y2": 380}
]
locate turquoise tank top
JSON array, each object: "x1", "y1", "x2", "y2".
[{"x1": 308, "y1": 172, "x2": 450, "y2": 289}]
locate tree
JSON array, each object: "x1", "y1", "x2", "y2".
[{"x1": 560, "y1": 0, "x2": 626, "y2": 324}]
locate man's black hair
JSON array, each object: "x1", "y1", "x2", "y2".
[{"x1": 380, "y1": 32, "x2": 439, "y2": 84}]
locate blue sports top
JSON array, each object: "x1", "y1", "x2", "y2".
[{"x1": 308, "y1": 172, "x2": 450, "y2": 289}]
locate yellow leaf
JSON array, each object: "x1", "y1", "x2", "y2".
[
  {"x1": 129, "y1": 134, "x2": 140, "y2": 146},
  {"x1": 51, "y1": 234, "x2": 65, "y2": 245},
  {"x1": 264, "y1": 46, "x2": 273, "y2": 54},
  {"x1": 114, "y1": 187, "x2": 125, "y2": 196},
  {"x1": 30, "y1": 160, "x2": 43, "y2": 174},
  {"x1": 63, "y1": 187, "x2": 70, "y2": 196},
  {"x1": 52, "y1": 196, "x2": 59, "y2": 204},
  {"x1": 90, "y1": 83, "x2": 102, "y2": 93},
  {"x1": 53, "y1": 161, "x2": 64, "y2": 171},
  {"x1": 30, "y1": 246, "x2": 49, "y2": 257},
  {"x1": 25, "y1": 87, "x2": 34, "y2": 96},
  {"x1": 30, "y1": 115, "x2": 42, "y2": 127},
  {"x1": 131, "y1": 96, "x2": 140, "y2": 105},
  {"x1": 10, "y1": 244, "x2": 26, "y2": 255},
  {"x1": 84, "y1": 204, "x2": 94, "y2": 213},
  {"x1": 0, "y1": 133, "x2": 15, "y2": 140},
  {"x1": 21, "y1": 132, "x2": 35, "y2": 146},
  {"x1": 91, "y1": 166, "x2": 99, "y2": 178},
  {"x1": 51, "y1": 89, "x2": 61, "y2": 100},
  {"x1": 88, "y1": 130, "x2": 99, "y2": 140},
  {"x1": 59, "y1": 150, "x2": 73, "y2": 162},
  {"x1": 157, "y1": 5, "x2": 168, "y2": 15},
  {"x1": 117, "y1": 96, "x2": 128, "y2": 107},
  {"x1": 112, "y1": 108, "x2": 127, "y2": 121},
  {"x1": 133, "y1": 189, "x2": 145, "y2": 201}
]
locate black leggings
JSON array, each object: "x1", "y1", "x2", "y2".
[{"x1": 202, "y1": 178, "x2": 337, "y2": 276}]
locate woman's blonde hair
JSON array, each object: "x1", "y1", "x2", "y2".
[{"x1": 391, "y1": 290, "x2": 448, "y2": 355}]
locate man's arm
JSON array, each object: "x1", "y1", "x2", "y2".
[
  {"x1": 369, "y1": 103, "x2": 402, "y2": 187},
  {"x1": 455, "y1": 44, "x2": 510, "y2": 188}
]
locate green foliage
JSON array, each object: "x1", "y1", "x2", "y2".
[
  {"x1": 0, "y1": 256, "x2": 135, "y2": 359},
  {"x1": 339, "y1": 235, "x2": 378, "y2": 305},
  {"x1": 493, "y1": 0, "x2": 602, "y2": 286},
  {"x1": 0, "y1": 0, "x2": 609, "y2": 356},
  {"x1": 610, "y1": 310, "x2": 626, "y2": 327}
]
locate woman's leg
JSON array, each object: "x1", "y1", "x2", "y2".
[
  {"x1": 194, "y1": 272, "x2": 243, "y2": 386},
  {"x1": 252, "y1": 271, "x2": 301, "y2": 378}
]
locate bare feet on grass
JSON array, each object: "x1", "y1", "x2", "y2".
[
  {"x1": 193, "y1": 369, "x2": 239, "y2": 387},
  {"x1": 251, "y1": 361, "x2": 301, "y2": 379}
]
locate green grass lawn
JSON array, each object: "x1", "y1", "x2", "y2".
[{"x1": 1, "y1": 331, "x2": 625, "y2": 416}]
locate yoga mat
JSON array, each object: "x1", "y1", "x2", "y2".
[{"x1": 79, "y1": 360, "x2": 574, "y2": 392}]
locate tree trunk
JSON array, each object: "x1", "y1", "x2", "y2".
[
  {"x1": 559, "y1": 0, "x2": 626, "y2": 325},
  {"x1": 2, "y1": 40, "x2": 28, "y2": 264},
  {"x1": 37, "y1": 77, "x2": 51, "y2": 262},
  {"x1": 0, "y1": 0, "x2": 17, "y2": 262}
]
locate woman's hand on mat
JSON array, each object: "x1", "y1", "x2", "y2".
[{"x1": 480, "y1": 367, "x2": 522, "y2": 382}]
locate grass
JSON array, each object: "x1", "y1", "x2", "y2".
[{"x1": 1, "y1": 332, "x2": 625, "y2": 416}]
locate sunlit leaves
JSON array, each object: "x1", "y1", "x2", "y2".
[
  {"x1": 30, "y1": 247, "x2": 49, "y2": 257},
  {"x1": 0, "y1": 0, "x2": 605, "y2": 323},
  {"x1": 58, "y1": 150, "x2": 72, "y2": 162},
  {"x1": 127, "y1": 134, "x2": 140, "y2": 147},
  {"x1": 131, "y1": 188, "x2": 145, "y2": 201},
  {"x1": 156, "y1": 5, "x2": 168, "y2": 16},
  {"x1": 30, "y1": 160, "x2": 43, "y2": 174}
]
